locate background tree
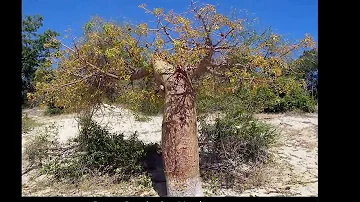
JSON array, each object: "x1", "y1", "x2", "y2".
[
  {"x1": 22, "y1": 14, "x2": 60, "y2": 106},
  {"x1": 34, "y1": 2, "x2": 315, "y2": 196},
  {"x1": 293, "y1": 49, "x2": 318, "y2": 98}
]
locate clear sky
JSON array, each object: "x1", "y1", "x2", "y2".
[{"x1": 22, "y1": 0, "x2": 318, "y2": 47}]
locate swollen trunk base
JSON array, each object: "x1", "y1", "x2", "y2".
[{"x1": 166, "y1": 176, "x2": 203, "y2": 196}]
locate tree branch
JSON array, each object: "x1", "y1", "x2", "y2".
[
  {"x1": 158, "y1": 20, "x2": 175, "y2": 44},
  {"x1": 61, "y1": 42, "x2": 120, "y2": 79},
  {"x1": 61, "y1": 41, "x2": 151, "y2": 83},
  {"x1": 188, "y1": 2, "x2": 215, "y2": 79},
  {"x1": 61, "y1": 73, "x2": 95, "y2": 87},
  {"x1": 130, "y1": 68, "x2": 150, "y2": 81},
  {"x1": 212, "y1": 62, "x2": 249, "y2": 70},
  {"x1": 213, "y1": 28, "x2": 234, "y2": 48},
  {"x1": 278, "y1": 40, "x2": 304, "y2": 58},
  {"x1": 207, "y1": 67, "x2": 227, "y2": 78}
]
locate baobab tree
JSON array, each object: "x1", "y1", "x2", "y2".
[{"x1": 34, "y1": 2, "x2": 315, "y2": 196}]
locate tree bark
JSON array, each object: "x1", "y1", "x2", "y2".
[{"x1": 153, "y1": 60, "x2": 203, "y2": 196}]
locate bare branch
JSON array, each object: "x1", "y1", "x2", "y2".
[
  {"x1": 130, "y1": 68, "x2": 150, "y2": 81},
  {"x1": 86, "y1": 61, "x2": 120, "y2": 79},
  {"x1": 60, "y1": 42, "x2": 120, "y2": 80},
  {"x1": 59, "y1": 40, "x2": 152, "y2": 84},
  {"x1": 207, "y1": 68, "x2": 227, "y2": 78},
  {"x1": 213, "y1": 28, "x2": 234, "y2": 47},
  {"x1": 214, "y1": 43, "x2": 240, "y2": 50},
  {"x1": 278, "y1": 40, "x2": 305, "y2": 58},
  {"x1": 212, "y1": 63, "x2": 249, "y2": 70},
  {"x1": 188, "y1": 3, "x2": 217, "y2": 79},
  {"x1": 158, "y1": 19, "x2": 175, "y2": 44}
]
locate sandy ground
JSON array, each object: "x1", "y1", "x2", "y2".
[
  {"x1": 21, "y1": 105, "x2": 318, "y2": 197},
  {"x1": 237, "y1": 113, "x2": 318, "y2": 196},
  {"x1": 22, "y1": 104, "x2": 163, "y2": 144}
]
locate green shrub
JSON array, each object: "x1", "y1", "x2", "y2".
[
  {"x1": 77, "y1": 118, "x2": 146, "y2": 175},
  {"x1": 198, "y1": 110, "x2": 277, "y2": 189},
  {"x1": 42, "y1": 118, "x2": 148, "y2": 181},
  {"x1": 196, "y1": 94, "x2": 224, "y2": 114},
  {"x1": 231, "y1": 77, "x2": 317, "y2": 114},
  {"x1": 264, "y1": 86, "x2": 316, "y2": 113},
  {"x1": 23, "y1": 124, "x2": 60, "y2": 168},
  {"x1": 44, "y1": 104, "x2": 64, "y2": 116},
  {"x1": 199, "y1": 111, "x2": 277, "y2": 165},
  {"x1": 137, "y1": 98, "x2": 163, "y2": 116},
  {"x1": 22, "y1": 114, "x2": 41, "y2": 133},
  {"x1": 196, "y1": 92, "x2": 255, "y2": 115},
  {"x1": 42, "y1": 156, "x2": 84, "y2": 180},
  {"x1": 196, "y1": 76, "x2": 317, "y2": 115}
]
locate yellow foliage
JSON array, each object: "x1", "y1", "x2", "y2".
[{"x1": 34, "y1": 3, "x2": 316, "y2": 114}]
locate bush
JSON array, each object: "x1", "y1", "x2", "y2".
[
  {"x1": 199, "y1": 111, "x2": 277, "y2": 165},
  {"x1": 198, "y1": 110, "x2": 277, "y2": 189},
  {"x1": 44, "y1": 103, "x2": 64, "y2": 116},
  {"x1": 42, "y1": 118, "x2": 149, "y2": 182},
  {"x1": 22, "y1": 114, "x2": 41, "y2": 133},
  {"x1": 76, "y1": 118, "x2": 146, "y2": 176},
  {"x1": 23, "y1": 124, "x2": 60, "y2": 168},
  {"x1": 266, "y1": 77, "x2": 316, "y2": 113},
  {"x1": 232, "y1": 77, "x2": 317, "y2": 114},
  {"x1": 196, "y1": 91, "x2": 256, "y2": 115},
  {"x1": 196, "y1": 75, "x2": 317, "y2": 115},
  {"x1": 263, "y1": 86, "x2": 316, "y2": 113}
]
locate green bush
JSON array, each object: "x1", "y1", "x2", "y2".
[
  {"x1": 263, "y1": 86, "x2": 316, "y2": 113},
  {"x1": 196, "y1": 91, "x2": 256, "y2": 115},
  {"x1": 232, "y1": 77, "x2": 317, "y2": 114},
  {"x1": 199, "y1": 111, "x2": 277, "y2": 165},
  {"x1": 198, "y1": 110, "x2": 277, "y2": 189},
  {"x1": 23, "y1": 124, "x2": 60, "y2": 168},
  {"x1": 76, "y1": 118, "x2": 146, "y2": 175},
  {"x1": 196, "y1": 76, "x2": 317, "y2": 115},
  {"x1": 137, "y1": 98, "x2": 163, "y2": 116},
  {"x1": 196, "y1": 94, "x2": 223, "y2": 114},
  {"x1": 44, "y1": 104, "x2": 64, "y2": 116},
  {"x1": 22, "y1": 114, "x2": 41, "y2": 133},
  {"x1": 42, "y1": 118, "x2": 148, "y2": 181}
]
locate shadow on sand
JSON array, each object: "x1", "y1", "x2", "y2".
[{"x1": 143, "y1": 147, "x2": 167, "y2": 197}]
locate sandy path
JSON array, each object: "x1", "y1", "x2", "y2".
[{"x1": 22, "y1": 106, "x2": 318, "y2": 196}]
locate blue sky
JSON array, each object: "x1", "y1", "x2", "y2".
[{"x1": 22, "y1": 0, "x2": 317, "y2": 47}]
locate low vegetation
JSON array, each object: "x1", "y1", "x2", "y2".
[
  {"x1": 44, "y1": 104, "x2": 64, "y2": 116},
  {"x1": 23, "y1": 108, "x2": 278, "y2": 194},
  {"x1": 22, "y1": 114, "x2": 41, "y2": 133},
  {"x1": 33, "y1": 119, "x2": 148, "y2": 183},
  {"x1": 199, "y1": 110, "x2": 277, "y2": 192}
]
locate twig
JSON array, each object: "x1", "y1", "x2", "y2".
[{"x1": 213, "y1": 28, "x2": 234, "y2": 47}]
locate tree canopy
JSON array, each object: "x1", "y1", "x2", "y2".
[
  {"x1": 293, "y1": 49, "x2": 318, "y2": 98},
  {"x1": 22, "y1": 14, "x2": 60, "y2": 105},
  {"x1": 33, "y1": 2, "x2": 316, "y2": 113}
]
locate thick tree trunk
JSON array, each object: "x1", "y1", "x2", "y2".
[{"x1": 153, "y1": 60, "x2": 203, "y2": 196}]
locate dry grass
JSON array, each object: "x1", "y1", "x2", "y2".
[
  {"x1": 22, "y1": 173, "x2": 158, "y2": 196},
  {"x1": 22, "y1": 114, "x2": 42, "y2": 133}
]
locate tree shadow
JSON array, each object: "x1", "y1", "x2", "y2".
[{"x1": 142, "y1": 144, "x2": 167, "y2": 197}]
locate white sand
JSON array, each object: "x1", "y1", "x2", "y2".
[{"x1": 23, "y1": 104, "x2": 164, "y2": 144}]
